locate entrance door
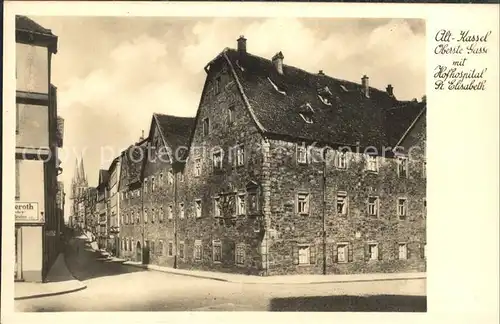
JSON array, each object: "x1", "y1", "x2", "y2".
[
  {"x1": 15, "y1": 227, "x2": 22, "y2": 281},
  {"x1": 136, "y1": 241, "x2": 142, "y2": 262}
]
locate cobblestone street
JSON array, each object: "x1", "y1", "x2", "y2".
[{"x1": 15, "y1": 238, "x2": 426, "y2": 312}]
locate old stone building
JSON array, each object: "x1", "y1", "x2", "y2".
[
  {"x1": 114, "y1": 36, "x2": 425, "y2": 276},
  {"x1": 118, "y1": 136, "x2": 149, "y2": 261},
  {"x1": 96, "y1": 169, "x2": 109, "y2": 248}
]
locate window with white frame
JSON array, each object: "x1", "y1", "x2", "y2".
[
  {"x1": 179, "y1": 172, "x2": 184, "y2": 182},
  {"x1": 297, "y1": 193, "x2": 310, "y2": 215},
  {"x1": 195, "y1": 199, "x2": 202, "y2": 218},
  {"x1": 212, "y1": 197, "x2": 221, "y2": 218},
  {"x1": 179, "y1": 241, "x2": 185, "y2": 260},
  {"x1": 168, "y1": 241, "x2": 174, "y2": 256},
  {"x1": 366, "y1": 154, "x2": 378, "y2": 172},
  {"x1": 235, "y1": 144, "x2": 245, "y2": 167},
  {"x1": 398, "y1": 243, "x2": 408, "y2": 260},
  {"x1": 144, "y1": 208, "x2": 148, "y2": 223},
  {"x1": 179, "y1": 203, "x2": 184, "y2": 219},
  {"x1": 158, "y1": 240, "x2": 164, "y2": 255},
  {"x1": 337, "y1": 244, "x2": 348, "y2": 263},
  {"x1": 298, "y1": 245, "x2": 310, "y2": 264},
  {"x1": 159, "y1": 172, "x2": 163, "y2": 185},
  {"x1": 337, "y1": 151, "x2": 348, "y2": 169},
  {"x1": 235, "y1": 243, "x2": 245, "y2": 265},
  {"x1": 336, "y1": 191, "x2": 348, "y2": 215},
  {"x1": 213, "y1": 240, "x2": 222, "y2": 262},
  {"x1": 203, "y1": 118, "x2": 210, "y2": 136},
  {"x1": 397, "y1": 156, "x2": 408, "y2": 178},
  {"x1": 152, "y1": 176, "x2": 156, "y2": 192},
  {"x1": 236, "y1": 194, "x2": 246, "y2": 216},
  {"x1": 297, "y1": 145, "x2": 308, "y2": 164},
  {"x1": 368, "y1": 196, "x2": 379, "y2": 217},
  {"x1": 228, "y1": 105, "x2": 235, "y2": 124},
  {"x1": 168, "y1": 205, "x2": 173, "y2": 219},
  {"x1": 194, "y1": 158, "x2": 201, "y2": 177},
  {"x1": 159, "y1": 206, "x2": 164, "y2": 222},
  {"x1": 194, "y1": 240, "x2": 202, "y2": 261},
  {"x1": 397, "y1": 198, "x2": 408, "y2": 220},
  {"x1": 144, "y1": 178, "x2": 148, "y2": 193},
  {"x1": 168, "y1": 170, "x2": 174, "y2": 185},
  {"x1": 368, "y1": 243, "x2": 379, "y2": 260},
  {"x1": 213, "y1": 150, "x2": 223, "y2": 171},
  {"x1": 151, "y1": 208, "x2": 156, "y2": 223}
]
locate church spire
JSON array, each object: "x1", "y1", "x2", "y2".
[{"x1": 79, "y1": 157, "x2": 87, "y2": 185}]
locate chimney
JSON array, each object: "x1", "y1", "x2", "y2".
[
  {"x1": 272, "y1": 51, "x2": 284, "y2": 75},
  {"x1": 386, "y1": 84, "x2": 394, "y2": 97},
  {"x1": 139, "y1": 129, "x2": 144, "y2": 141},
  {"x1": 361, "y1": 75, "x2": 369, "y2": 98},
  {"x1": 318, "y1": 70, "x2": 325, "y2": 76},
  {"x1": 237, "y1": 35, "x2": 247, "y2": 55}
]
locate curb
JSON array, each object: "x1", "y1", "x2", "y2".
[
  {"x1": 15, "y1": 251, "x2": 88, "y2": 301},
  {"x1": 14, "y1": 285, "x2": 87, "y2": 301},
  {"x1": 123, "y1": 263, "x2": 425, "y2": 285}
]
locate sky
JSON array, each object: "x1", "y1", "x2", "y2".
[{"x1": 29, "y1": 16, "x2": 425, "y2": 219}]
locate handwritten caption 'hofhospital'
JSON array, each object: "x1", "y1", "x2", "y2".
[{"x1": 433, "y1": 29, "x2": 492, "y2": 91}]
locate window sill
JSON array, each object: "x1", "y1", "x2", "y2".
[
  {"x1": 213, "y1": 261, "x2": 222, "y2": 264},
  {"x1": 298, "y1": 213, "x2": 309, "y2": 216}
]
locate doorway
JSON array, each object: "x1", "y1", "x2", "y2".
[{"x1": 136, "y1": 241, "x2": 142, "y2": 263}]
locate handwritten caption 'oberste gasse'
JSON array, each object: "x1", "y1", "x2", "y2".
[{"x1": 434, "y1": 29, "x2": 492, "y2": 91}]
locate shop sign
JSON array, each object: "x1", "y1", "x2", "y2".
[{"x1": 15, "y1": 202, "x2": 41, "y2": 223}]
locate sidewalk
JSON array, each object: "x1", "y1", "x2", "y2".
[
  {"x1": 15, "y1": 253, "x2": 87, "y2": 300},
  {"x1": 122, "y1": 261, "x2": 426, "y2": 284}
]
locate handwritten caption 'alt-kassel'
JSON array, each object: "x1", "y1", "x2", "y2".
[{"x1": 433, "y1": 29, "x2": 492, "y2": 91}]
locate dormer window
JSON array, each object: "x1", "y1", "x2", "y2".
[
  {"x1": 340, "y1": 85, "x2": 349, "y2": 92},
  {"x1": 298, "y1": 103, "x2": 314, "y2": 124},
  {"x1": 317, "y1": 86, "x2": 333, "y2": 106},
  {"x1": 267, "y1": 77, "x2": 286, "y2": 95},
  {"x1": 236, "y1": 60, "x2": 245, "y2": 72}
]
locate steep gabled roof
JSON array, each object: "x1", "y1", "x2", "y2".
[
  {"x1": 98, "y1": 169, "x2": 109, "y2": 185},
  {"x1": 153, "y1": 114, "x2": 195, "y2": 161},
  {"x1": 15, "y1": 15, "x2": 54, "y2": 36},
  {"x1": 215, "y1": 48, "x2": 423, "y2": 148},
  {"x1": 121, "y1": 138, "x2": 148, "y2": 187}
]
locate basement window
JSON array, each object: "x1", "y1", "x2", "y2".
[{"x1": 267, "y1": 77, "x2": 286, "y2": 95}]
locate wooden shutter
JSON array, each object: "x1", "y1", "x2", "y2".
[
  {"x1": 292, "y1": 244, "x2": 299, "y2": 265},
  {"x1": 347, "y1": 242, "x2": 354, "y2": 262},
  {"x1": 378, "y1": 243, "x2": 383, "y2": 260},
  {"x1": 310, "y1": 245, "x2": 316, "y2": 264},
  {"x1": 332, "y1": 244, "x2": 338, "y2": 263}
]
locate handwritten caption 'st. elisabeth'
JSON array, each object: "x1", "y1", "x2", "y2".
[{"x1": 433, "y1": 29, "x2": 491, "y2": 91}]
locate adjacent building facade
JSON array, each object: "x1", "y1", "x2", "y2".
[
  {"x1": 15, "y1": 16, "x2": 63, "y2": 282},
  {"x1": 107, "y1": 157, "x2": 122, "y2": 255},
  {"x1": 107, "y1": 36, "x2": 426, "y2": 276}
]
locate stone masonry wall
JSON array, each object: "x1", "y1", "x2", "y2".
[
  {"x1": 176, "y1": 58, "x2": 266, "y2": 275},
  {"x1": 265, "y1": 134, "x2": 426, "y2": 275}
]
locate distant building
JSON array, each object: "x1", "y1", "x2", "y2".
[
  {"x1": 15, "y1": 15, "x2": 62, "y2": 282},
  {"x1": 96, "y1": 170, "x2": 109, "y2": 249},
  {"x1": 69, "y1": 157, "x2": 88, "y2": 231},
  {"x1": 106, "y1": 157, "x2": 122, "y2": 255}
]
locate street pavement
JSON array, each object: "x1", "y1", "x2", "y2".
[{"x1": 15, "y1": 237, "x2": 426, "y2": 312}]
